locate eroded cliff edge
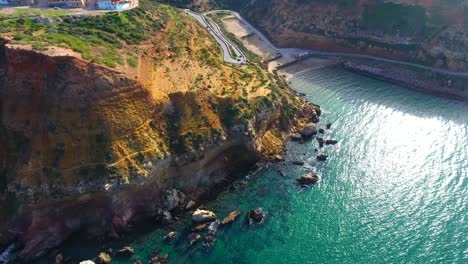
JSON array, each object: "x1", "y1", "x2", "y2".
[{"x1": 0, "y1": 3, "x2": 319, "y2": 261}]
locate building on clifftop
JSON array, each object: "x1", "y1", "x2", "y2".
[
  {"x1": 2, "y1": 0, "x2": 34, "y2": 5},
  {"x1": 96, "y1": 0, "x2": 131, "y2": 10},
  {"x1": 48, "y1": 0, "x2": 86, "y2": 8}
]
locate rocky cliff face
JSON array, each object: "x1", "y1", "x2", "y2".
[
  {"x1": 0, "y1": 5, "x2": 318, "y2": 261},
  {"x1": 210, "y1": 0, "x2": 468, "y2": 71}
]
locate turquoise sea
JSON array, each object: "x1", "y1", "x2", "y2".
[{"x1": 47, "y1": 67, "x2": 468, "y2": 263}]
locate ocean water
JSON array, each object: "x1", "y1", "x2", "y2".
[{"x1": 45, "y1": 67, "x2": 468, "y2": 263}]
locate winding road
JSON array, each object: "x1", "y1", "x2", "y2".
[
  {"x1": 204, "y1": 10, "x2": 468, "y2": 78},
  {"x1": 184, "y1": 9, "x2": 246, "y2": 65}
]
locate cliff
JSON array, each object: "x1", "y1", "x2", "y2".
[
  {"x1": 0, "y1": 1, "x2": 319, "y2": 261},
  {"x1": 182, "y1": 0, "x2": 467, "y2": 72}
]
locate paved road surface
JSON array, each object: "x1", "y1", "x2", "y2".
[
  {"x1": 205, "y1": 10, "x2": 468, "y2": 77},
  {"x1": 185, "y1": 10, "x2": 245, "y2": 65}
]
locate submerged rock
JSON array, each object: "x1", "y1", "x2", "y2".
[
  {"x1": 116, "y1": 247, "x2": 134, "y2": 257},
  {"x1": 149, "y1": 254, "x2": 169, "y2": 264},
  {"x1": 318, "y1": 128, "x2": 325, "y2": 134},
  {"x1": 292, "y1": 161, "x2": 305, "y2": 166},
  {"x1": 326, "y1": 123, "x2": 332, "y2": 129},
  {"x1": 296, "y1": 173, "x2": 320, "y2": 185},
  {"x1": 317, "y1": 154, "x2": 328, "y2": 161},
  {"x1": 221, "y1": 210, "x2": 242, "y2": 225},
  {"x1": 192, "y1": 209, "x2": 217, "y2": 223},
  {"x1": 246, "y1": 208, "x2": 265, "y2": 225},
  {"x1": 192, "y1": 222, "x2": 209, "y2": 231},
  {"x1": 202, "y1": 236, "x2": 216, "y2": 250},
  {"x1": 187, "y1": 233, "x2": 201, "y2": 246},
  {"x1": 325, "y1": 139, "x2": 338, "y2": 145},
  {"x1": 97, "y1": 252, "x2": 111, "y2": 264},
  {"x1": 163, "y1": 231, "x2": 177, "y2": 242}
]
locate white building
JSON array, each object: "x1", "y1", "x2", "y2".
[{"x1": 96, "y1": 0, "x2": 130, "y2": 10}]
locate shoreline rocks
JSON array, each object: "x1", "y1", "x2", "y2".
[
  {"x1": 163, "y1": 231, "x2": 177, "y2": 242},
  {"x1": 292, "y1": 161, "x2": 305, "y2": 166},
  {"x1": 317, "y1": 154, "x2": 328, "y2": 161},
  {"x1": 192, "y1": 209, "x2": 217, "y2": 223},
  {"x1": 296, "y1": 173, "x2": 320, "y2": 185},
  {"x1": 187, "y1": 233, "x2": 201, "y2": 246},
  {"x1": 97, "y1": 252, "x2": 111, "y2": 264},
  {"x1": 221, "y1": 211, "x2": 242, "y2": 225},
  {"x1": 246, "y1": 208, "x2": 265, "y2": 225},
  {"x1": 116, "y1": 247, "x2": 134, "y2": 257},
  {"x1": 301, "y1": 123, "x2": 318, "y2": 138},
  {"x1": 325, "y1": 139, "x2": 338, "y2": 145}
]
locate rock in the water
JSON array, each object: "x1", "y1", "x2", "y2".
[
  {"x1": 192, "y1": 209, "x2": 217, "y2": 223},
  {"x1": 116, "y1": 247, "x2": 134, "y2": 257},
  {"x1": 97, "y1": 252, "x2": 111, "y2": 264},
  {"x1": 246, "y1": 208, "x2": 265, "y2": 225},
  {"x1": 55, "y1": 254, "x2": 64, "y2": 264},
  {"x1": 296, "y1": 173, "x2": 320, "y2": 185},
  {"x1": 187, "y1": 233, "x2": 201, "y2": 246},
  {"x1": 192, "y1": 222, "x2": 209, "y2": 231},
  {"x1": 79, "y1": 261, "x2": 96, "y2": 264},
  {"x1": 292, "y1": 161, "x2": 305, "y2": 166},
  {"x1": 163, "y1": 231, "x2": 177, "y2": 242},
  {"x1": 318, "y1": 128, "x2": 325, "y2": 134},
  {"x1": 186, "y1": 200, "x2": 196, "y2": 210},
  {"x1": 133, "y1": 260, "x2": 142, "y2": 264},
  {"x1": 163, "y1": 188, "x2": 186, "y2": 211},
  {"x1": 326, "y1": 123, "x2": 332, "y2": 129},
  {"x1": 301, "y1": 123, "x2": 317, "y2": 137},
  {"x1": 221, "y1": 210, "x2": 242, "y2": 225},
  {"x1": 325, "y1": 139, "x2": 338, "y2": 145},
  {"x1": 290, "y1": 133, "x2": 303, "y2": 142},
  {"x1": 207, "y1": 220, "x2": 220, "y2": 235},
  {"x1": 202, "y1": 236, "x2": 216, "y2": 250},
  {"x1": 149, "y1": 254, "x2": 169, "y2": 264},
  {"x1": 317, "y1": 154, "x2": 328, "y2": 161}
]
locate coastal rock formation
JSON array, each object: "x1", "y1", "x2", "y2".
[
  {"x1": 296, "y1": 173, "x2": 320, "y2": 186},
  {"x1": 163, "y1": 231, "x2": 177, "y2": 242},
  {"x1": 187, "y1": 233, "x2": 201, "y2": 246},
  {"x1": 116, "y1": 247, "x2": 134, "y2": 257},
  {"x1": 246, "y1": 208, "x2": 265, "y2": 225},
  {"x1": 0, "y1": 1, "x2": 320, "y2": 261},
  {"x1": 97, "y1": 252, "x2": 111, "y2": 264},
  {"x1": 221, "y1": 210, "x2": 242, "y2": 225},
  {"x1": 192, "y1": 209, "x2": 217, "y2": 223},
  {"x1": 301, "y1": 123, "x2": 318, "y2": 138}
]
